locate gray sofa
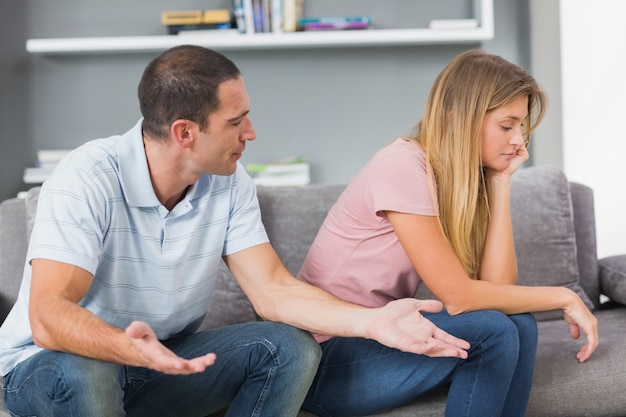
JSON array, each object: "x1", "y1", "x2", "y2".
[{"x1": 1, "y1": 165, "x2": 626, "y2": 416}]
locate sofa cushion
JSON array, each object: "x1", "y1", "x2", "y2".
[
  {"x1": 510, "y1": 166, "x2": 594, "y2": 320},
  {"x1": 599, "y1": 255, "x2": 626, "y2": 305},
  {"x1": 25, "y1": 186, "x2": 41, "y2": 239},
  {"x1": 0, "y1": 198, "x2": 29, "y2": 324},
  {"x1": 569, "y1": 182, "x2": 600, "y2": 308}
]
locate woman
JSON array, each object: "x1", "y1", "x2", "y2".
[{"x1": 298, "y1": 49, "x2": 598, "y2": 417}]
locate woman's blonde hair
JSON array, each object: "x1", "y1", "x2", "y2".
[{"x1": 412, "y1": 49, "x2": 547, "y2": 278}]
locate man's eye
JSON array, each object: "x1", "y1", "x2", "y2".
[{"x1": 232, "y1": 120, "x2": 242, "y2": 127}]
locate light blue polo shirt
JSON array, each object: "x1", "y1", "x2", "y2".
[{"x1": 0, "y1": 119, "x2": 268, "y2": 376}]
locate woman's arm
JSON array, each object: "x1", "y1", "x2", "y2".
[
  {"x1": 386, "y1": 211, "x2": 598, "y2": 362},
  {"x1": 479, "y1": 143, "x2": 529, "y2": 284},
  {"x1": 478, "y1": 172, "x2": 517, "y2": 284}
]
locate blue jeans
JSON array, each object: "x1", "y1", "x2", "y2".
[
  {"x1": 303, "y1": 310, "x2": 538, "y2": 417},
  {"x1": 2, "y1": 321, "x2": 321, "y2": 417}
]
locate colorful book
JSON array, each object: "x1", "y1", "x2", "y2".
[
  {"x1": 167, "y1": 23, "x2": 232, "y2": 35},
  {"x1": 298, "y1": 16, "x2": 372, "y2": 26},
  {"x1": 303, "y1": 21, "x2": 370, "y2": 31},
  {"x1": 247, "y1": 156, "x2": 310, "y2": 186}
]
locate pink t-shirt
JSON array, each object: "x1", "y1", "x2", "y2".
[{"x1": 298, "y1": 138, "x2": 438, "y2": 342}]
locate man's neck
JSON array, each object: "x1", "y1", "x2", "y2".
[{"x1": 143, "y1": 134, "x2": 194, "y2": 211}]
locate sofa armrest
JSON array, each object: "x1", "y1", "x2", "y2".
[{"x1": 599, "y1": 255, "x2": 626, "y2": 305}]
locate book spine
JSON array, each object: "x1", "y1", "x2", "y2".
[
  {"x1": 283, "y1": 0, "x2": 303, "y2": 32},
  {"x1": 270, "y1": 0, "x2": 283, "y2": 32},
  {"x1": 303, "y1": 21, "x2": 370, "y2": 31},
  {"x1": 233, "y1": 0, "x2": 246, "y2": 33},
  {"x1": 161, "y1": 10, "x2": 204, "y2": 25},
  {"x1": 167, "y1": 23, "x2": 232, "y2": 35},
  {"x1": 261, "y1": 0, "x2": 271, "y2": 33},
  {"x1": 298, "y1": 16, "x2": 372, "y2": 25},
  {"x1": 252, "y1": 0, "x2": 263, "y2": 33},
  {"x1": 242, "y1": 0, "x2": 255, "y2": 34}
]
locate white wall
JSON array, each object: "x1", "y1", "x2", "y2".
[{"x1": 559, "y1": 0, "x2": 626, "y2": 258}]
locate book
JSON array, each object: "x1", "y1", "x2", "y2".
[
  {"x1": 167, "y1": 23, "x2": 232, "y2": 35},
  {"x1": 252, "y1": 0, "x2": 263, "y2": 33},
  {"x1": 162, "y1": 9, "x2": 232, "y2": 33},
  {"x1": 303, "y1": 21, "x2": 370, "y2": 31},
  {"x1": 282, "y1": 0, "x2": 304, "y2": 32},
  {"x1": 242, "y1": 0, "x2": 255, "y2": 34},
  {"x1": 203, "y1": 9, "x2": 232, "y2": 24},
  {"x1": 270, "y1": 0, "x2": 283, "y2": 33},
  {"x1": 232, "y1": 0, "x2": 246, "y2": 33},
  {"x1": 36, "y1": 149, "x2": 72, "y2": 164},
  {"x1": 23, "y1": 167, "x2": 54, "y2": 184},
  {"x1": 247, "y1": 156, "x2": 311, "y2": 187},
  {"x1": 24, "y1": 149, "x2": 73, "y2": 184},
  {"x1": 161, "y1": 10, "x2": 204, "y2": 26},
  {"x1": 176, "y1": 29, "x2": 239, "y2": 37},
  {"x1": 298, "y1": 16, "x2": 372, "y2": 26},
  {"x1": 252, "y1": 174, "x2": 310, "y2": 187}
]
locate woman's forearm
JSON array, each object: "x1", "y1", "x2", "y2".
[{"x1": 479, "y1": 173, "x2": 517, "y2": 284}]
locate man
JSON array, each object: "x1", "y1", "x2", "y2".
[{"x1": 0, "y1": 45, "x2": 469, "y2": 417}]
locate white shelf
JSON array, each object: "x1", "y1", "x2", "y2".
[{"x1": 25, "y1": 0, "x2": 493, "y2": 55}]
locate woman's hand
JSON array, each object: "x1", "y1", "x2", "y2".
[
  {"x1": 507, "y1": 143, "x2": 529, "y2": 175},
  {"x1": 561, "y1": 295, "x2": 599, "y2": 363},
  {"x1": 486, "y1": 143, "x2": 529, "y2": 180}
]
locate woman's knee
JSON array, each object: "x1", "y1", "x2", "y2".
[
  {"x1": 508, "y1": 313, "x2": 538, "y2": 345},
  {"x1": 463, "y1": 310, "x2": 522, "y2": 355},
  {"x1": 252, "y1": 322, "x2": 322, "y2": 370}
]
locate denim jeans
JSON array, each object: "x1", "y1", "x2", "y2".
[
  {"x1": 303, "y1": 310, "x2": 538, "y2": 417},
  {"x1": 2, "y1": 321, "x2": 321, "y2": 417}
]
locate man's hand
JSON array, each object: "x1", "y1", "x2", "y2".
[
  {"x1": 125, "y1": 321, "x2": 216, "y2": 374},
  {"x1": 366, "y1": 298, "x2": 470, "y2": 358}
]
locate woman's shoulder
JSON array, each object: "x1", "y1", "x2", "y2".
[{"x1": 368, "y1": 137, "x2": 427, "y2": 168}]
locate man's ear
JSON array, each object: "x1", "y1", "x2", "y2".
[{"x1": 171, "y1": 119, "x2": 194, "y2": 148}]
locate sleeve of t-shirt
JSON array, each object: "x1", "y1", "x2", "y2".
[
  {"x1": 367, "y1": 148, "x2": 438, "y2": 217},
  {"x1": 28, "y1": 162, "x2": 107, "y2": 275},
  {"x1": 222, "y1": 163, "x2": 269, "y2": 256}
]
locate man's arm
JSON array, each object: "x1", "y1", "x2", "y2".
[
  {"x1": 29, "y1": 258, "x2": 216, "y2": 374},
  {"x1": 224, "y1": 243, "x2": 470, "y2": 358}
]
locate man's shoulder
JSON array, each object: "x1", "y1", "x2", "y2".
[{"x1": 42, "y1": 136, "x2": 123, "y2": 203}]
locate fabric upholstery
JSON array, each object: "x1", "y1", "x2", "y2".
[
  {"x1": 599, "y1": 255, "x2": 626, "y2": 305},
  {"x1": 0, "y1": 198, "x2": 28, "y2": 324},
  {"x1": 510, "y1": 166, "x2": 594, "y2": 320},
  {"x1": 569, "y1": 182, "x2": 600, "y2": 307},
  {"x1": 24, "y1": 186, "x2": 40, "y2": 239}
]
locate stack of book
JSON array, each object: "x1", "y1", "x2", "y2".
[
  {"x1": 23, "y1": 149, "x2": 72, "y2": 184},
  {"x1": 161, "y1": 9, "x2": 235, "y2": 35},
  {"x1": 233, "y1": 0, "x2": 303, "y2": 33},
  {"x1": 246, "y1": 156, "x2": 310, "y2": 187}
]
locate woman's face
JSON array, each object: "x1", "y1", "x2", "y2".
[{"x1": 480, "y1": 96, "x2": 528, "y2": 172}]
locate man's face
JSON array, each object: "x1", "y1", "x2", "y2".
[{"x1": 192, "y1": 76, "x2": 256, "y2": 176}]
